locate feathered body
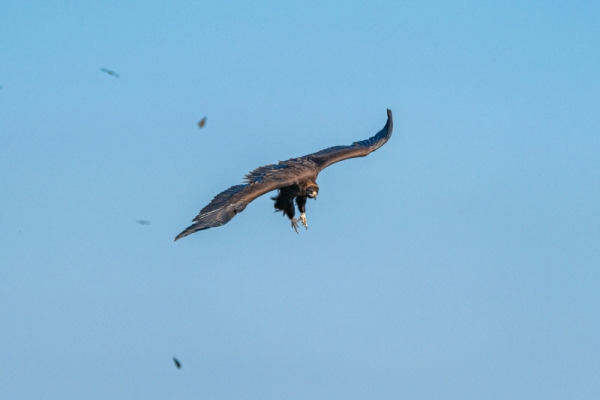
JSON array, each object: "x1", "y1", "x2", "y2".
[{"x1": 175, "y1": 109, "x2": 393, "y2": 240}]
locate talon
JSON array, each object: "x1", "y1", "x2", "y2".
[
  {"x1": 299, "y1": 213, "x2": 308, "y2": 229},
  {"x1": 291, "y1": 218, "x2": 299, "y2": 233}
]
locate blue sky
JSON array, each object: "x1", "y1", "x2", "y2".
[{"x1": 1, "y1": 1, "x2": 599, "y2": 399}]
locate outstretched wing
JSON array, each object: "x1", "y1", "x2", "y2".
[
  {"x1": 174, "y1": 160, "x2": 318, "y2": 240},
  {"x1": 306, "y1": 109, "x2": 393, "y2": 171}
]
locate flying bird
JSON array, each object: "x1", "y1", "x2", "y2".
[
  {"x1": 175, "y1": 109, "x2": 393, "y2": 240},
  {"x1": 100, "y1": 67, "x2": 120, "y2": 78},
  {"x1": 197, "y1": 117, "x2": 207, "y2": 128},
  {"x1": 173, "y1": 357, "x2": 181, "y2": 369}
]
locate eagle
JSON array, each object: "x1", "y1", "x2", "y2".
[{"x1": 175, "y1": 109, "x2": 393, "y2": 240}]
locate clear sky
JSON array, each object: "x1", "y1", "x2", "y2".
[{"x1": 1, "y1": 1, "x2": 599, "y2": 399}]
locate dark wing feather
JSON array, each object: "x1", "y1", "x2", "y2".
[
  {"x1": 306, "y1": 109, "x2": 393, "y2": 171},
  {"x1": 174, "y1": 160, "x2": 318, "y2": 240}
]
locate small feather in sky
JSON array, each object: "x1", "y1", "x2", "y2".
[
  {"x1": 173, "y1": 357, "x2": 181, "y2": 369},
  {"x1": 100, "y1": 67, "x2": 120, "y2": 78}
]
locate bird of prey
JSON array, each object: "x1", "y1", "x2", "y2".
[
  {"x1": 175, "y1": 109, "x2": 393, "y2": 240},
  {"x1": 173, "y1": 357, "x2": 181, "y2": 369},
  {"x1": 100, "y1": 67, "x2": 120, "y2": 78},
  {"x1": 198, "y1": 117, "x2": 207, "y2": 129}
]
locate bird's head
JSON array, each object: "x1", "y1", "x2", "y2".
[{"x1": 306, "y1": 185, "x2": 319, "y2": 199}]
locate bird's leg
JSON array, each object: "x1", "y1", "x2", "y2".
[
  {"x1": 298, "y1": 213, "x2": 308, "y2": 229},
  {"x1": 280, "y1": 198, "x2": 298, "y2": 234},
  {"x1": 272, "y1": 190, "x2": 300, "y2": 233},
  {"x1": 291, "y1": 218, "x2": 299, "y2": 233},
  {"x1": 295, "y1": 196, "x2": 309, "y2": 229}
]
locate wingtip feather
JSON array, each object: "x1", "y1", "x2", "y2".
[
  {"x1": 386, "y1": 108, "x2": 393, "y2": 129},
  {"x1": 174, "y1": 226, "x2": 196, "y2": 241},
  {"x1": 174, "y1": 232, "x2": 185, "y2": 241}
]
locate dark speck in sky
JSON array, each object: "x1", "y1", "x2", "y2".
[
  {"x1": 100, "y1": 67, "x2": 120, "y2": 78},
  {"x1": 173, "y1": 357, "x2": 181, "y2": 369}
]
